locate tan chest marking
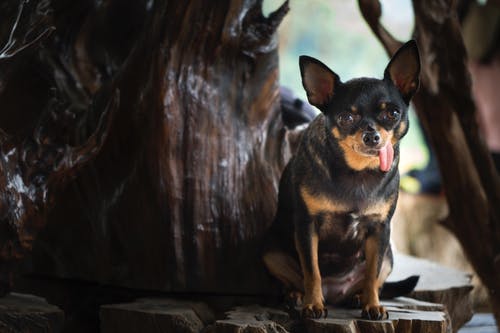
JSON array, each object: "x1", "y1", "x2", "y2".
[
  {"x1": 363, "y1": 196, "x2": 396, "y2": 222},
  {"x1": 302, "y1": 185, "x2": 395, "y2": 223},
  {"x1": 300, "y1": 186, "x2": 347, "y2": 216}
]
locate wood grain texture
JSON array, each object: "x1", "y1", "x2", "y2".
[
  {"x1": 100, "y1": 299, "x2": 449, "y2": 333},
  {"x1": 0, "y1": 0, "x2": 292, "y2": 295},
  {"x1": 101, "y1": 298, "x2": 214, "y2": 333},
  {"x1": 0, "y1": 293, "x2": 64, "y2": 333},
  {"x1": 388, "y1": 254, "x2": 473, "y2": 332}
]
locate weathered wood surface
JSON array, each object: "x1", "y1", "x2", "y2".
[
  {"x1": 100, "y1": 299, "x2": 449, "y2": 333},
  {"x1": 100, "y1": 298, "x2": 214, "y2": 333},
  {"x1": 221, "y1": 300, "x2": 450, "y2": 333},
  {"x1": 0, "y1": 293, "x2": 64, "y2": 333},
  {"x1": 306, "y1": 299, "x2": 449, "y2": 333},
  {"x1": 389, "y1": 254, "x2": 473, "y2": 332},
  {"x1": 100, "y1": 253, "x2": 473, "y2": 333},
  {"x1": 213, "y1": 305, "x2": 292, "y2": 333}
]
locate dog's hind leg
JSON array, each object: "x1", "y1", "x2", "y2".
[{"x1": 263, "y1": 250, "x2": 304, "y2": 306}]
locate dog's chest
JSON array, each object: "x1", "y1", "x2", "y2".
[
  {"x1": 314, "y1": 200, "x2": 391, "y2": 275},
  {"x1": 301, "y1": 187, "x2": 393, "y2": 242},
  {"x1": 310, "y1": 193, "x2": 393, "y2": 245},
  {"x1": 316, "y1": 211, "x2": 381, "y2": 244}
]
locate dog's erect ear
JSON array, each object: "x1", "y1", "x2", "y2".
[
  {"x1": 384, "y1": 40, "x2": 420, "y2": 104},
  {"x1": 299, "y1": 56, "x2": 340, "y2": 110}
]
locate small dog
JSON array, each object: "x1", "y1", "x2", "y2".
[{"x1": 263, "y1": 41, "x2": 420, "y2": 320}]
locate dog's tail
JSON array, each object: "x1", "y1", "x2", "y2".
[{"x1": 380, "y1": 275, "x2": 420, "y2": 299}]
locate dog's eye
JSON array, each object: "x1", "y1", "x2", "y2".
[
  {"x1": 337, "y1": 113, "x2": 358, "y2": 127},
  {"x1": 379, "y1": 107, "x2": 400, "y2": 123}
]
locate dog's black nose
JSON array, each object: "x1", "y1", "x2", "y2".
[{"x1": 362, "y1": 131, "x2": 381, "y2": 147}]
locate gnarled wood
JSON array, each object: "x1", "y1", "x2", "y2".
[
  {"x1": 0, "y1": 0, "x2": 294, "y2": 295},
  {"x1": 0, "y1": 0, "x2": 117, "y2": 295}
]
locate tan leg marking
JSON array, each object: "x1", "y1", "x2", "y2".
[
  {"x1": 300, "y1": 186, "x2": 347, "y2": 216},
  {"x1": 295, "y1": 233, "x2": 325, "y2": 318},
  {"x1": 362, "y1": 236, "x2": 387, "y2": 320}
]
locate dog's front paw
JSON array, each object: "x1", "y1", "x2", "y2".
[
  {"x1": 361, "y1": 304, "x2": 388, "y2": 320},
  {"x1": 302, "y1": 302, "x2": 327, "y2": 319}
]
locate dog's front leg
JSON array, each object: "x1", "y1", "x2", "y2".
[
  {"x1": 362, "y1": 234, "x2": 387, "y2": 320},
  {"x1": 294, "y1": 222, "x2": 325, "y2": 318}
]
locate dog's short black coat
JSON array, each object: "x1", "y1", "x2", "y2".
[{"x1": 263, "y1": 41, "x2": 420, "y2": 320}]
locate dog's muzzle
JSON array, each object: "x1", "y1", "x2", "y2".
[{"x1": 362, "y1": 127, "x2": 381, "y2": 148}]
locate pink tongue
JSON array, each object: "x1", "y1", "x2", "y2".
[{"x1": 379, "y1": 142, "x2": 394, "y2": 172}]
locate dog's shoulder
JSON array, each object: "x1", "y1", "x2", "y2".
[{"x1": 291, "y1": 114, "x2": 334, "y2": 175}]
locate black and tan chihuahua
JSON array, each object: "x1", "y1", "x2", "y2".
[{"x1": 263, "y1": 41, "x2": 420, "y2": 320}]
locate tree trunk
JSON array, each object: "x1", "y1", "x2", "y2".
[
  {"x1": 0, "y1": 0, "x2": 292, "y2": 294},
  {"x1": 359, "y1": 0, "x2": 500, "y2": 326}
]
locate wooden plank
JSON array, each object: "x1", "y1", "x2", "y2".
[
  {"x1": 99, "y1": 297, "x2": 449, "y2": 332},
  {"x1": 0, "y1": 293, "x2": 64, "y2": 333},
  {"x1": 100, "y1": 298, "x2": 214, "y2": 333},
  {"x1": 97, "y1": 254, "x2": 471, "y2": 332},
  {"x1": 388, "y1": 254, "x2": 473, "y2": 331},
  {"x1": 388, "y1": 254, "x2": 472, "y2": 290},
  {"x1": 215, "y1": 298, "x2": 449, "y2": 333},
  {"x1": 213, "y1": 305, "x2": 291, "y2": 333},
  {"x1": 306, "y1": 300, "x2": 448, "y2": 333}
]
